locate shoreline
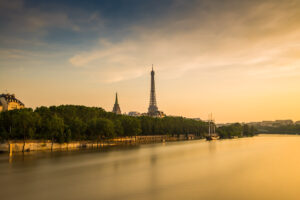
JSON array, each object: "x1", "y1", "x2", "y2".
[{"x1": 0, "y1": 134, "x2": 199, "y2": 154}]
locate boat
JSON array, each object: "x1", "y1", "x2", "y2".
[
  {"x1": 205, "y1": 113, "x2": 220, "y2": 141},
  {"x1": 205, "y1": 133, "x2": 220, "y2": 141}
]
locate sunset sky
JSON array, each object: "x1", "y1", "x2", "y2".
[{"x1": 1, "y1": 0, "x2": 300, "y2": 123}]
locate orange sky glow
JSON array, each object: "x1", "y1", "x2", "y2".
[{"x1": 1, "y1": 0, "x2": 300, "y2": 123}]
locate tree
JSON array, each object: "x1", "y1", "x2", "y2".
[
  {"x1": 217, "y1": 123, "x2": 257, "y2": 139},
  {"x1": 243, "y1": 124, "x2": 249, "y2": 136},
  {"x1": 13, "y1": 109, "x2": 40, "y2": 151},
  {"x1": 113, "y1": 119, "x2": 124, "y2": 137},
  {"x1": 65, "y1": 129, "x2": 72, "y2": 143},
  {"x1": 0, "y1": 105, "x2": 211, "y2": 142},
  {"x1": 0, "y1": 112, "x2": 9, "y2": 141},
  {"x1": 50, "y1": 114, "x2": 65, "y2": 145},
  {"x1": 121, "y1": 116, "x2": 141, "y2": 136},
  {"x1": 69, "y1": 117, "x2": 87, "y2": 140},
  {"x1": 88, "y1": 118, "x2": 115, "y2": 143}
]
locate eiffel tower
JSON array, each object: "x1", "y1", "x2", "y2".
[
  {"x1": 148, "y1": 66, "x2": 160, "y2": 116},
  {"x1": 112, "y1": 92, "x2": 121, "y2": 114}
]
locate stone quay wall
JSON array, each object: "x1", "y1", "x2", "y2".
[{"x1": 0, "y1": 134, "x2": 199, "y2": 153}]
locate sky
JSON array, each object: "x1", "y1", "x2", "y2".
[{"x1": 1, "y1": 0, "x2": 300, "y2": 123}]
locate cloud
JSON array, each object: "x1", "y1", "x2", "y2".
[
  {"x1": 2, "y1": 0, "x2": 300, "y2": 83},
  {"x1": 67, "y1": 0, "x2": 300, "y2": 83},
  {"x1": 0, "y1": 0, "x2": 23, "y2": 11},
  {"x1": 0, "y1": 0, "x2": 105, "y2": 47}
]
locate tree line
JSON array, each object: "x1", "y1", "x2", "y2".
[
  {"x1": 0, "y1": 105, "x2": 210, "y2": 143},
  {"x1": 254, "y1": 124, "x2": 300, "y2": 134},
  {"x1": 0, "y1": 105, "x2": 257, "y2": 143},
  {"x1": 217, "y1": 123, "x2": 257, "y2": 139}
]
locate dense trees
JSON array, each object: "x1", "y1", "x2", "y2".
[
  {"x1": 217, "y1": 123, "x2": 257, "y2": 139},
  {"x1": 254, "y1": 124, "x2": 300, "y2": 134},
  {"x1": 0, "y1": 105, "x2": 258, "y2": 143},
  {"x1": 0, "y1": 108, "x2": 39, "y2": 141},
  {"x1": 120, "y1": 116, "x2": 141, "y2": 136},
  {"x1": 0, "y1": 105, "x2": 209, "y2": 143},
  {"x1": 88, "y1": 118, "x2": 115, "y2": 141},
  {"x1": 139, "y1": 116, "x2": 207, "y2": 137}
]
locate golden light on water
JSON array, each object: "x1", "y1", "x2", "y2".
[{"x1": 1, "y1": 135, "x2": 300, "y2": 200}]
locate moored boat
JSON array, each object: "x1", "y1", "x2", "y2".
[
  {"x1": 205, "y1": 134, "x2": 220, "y2": 141},
  {"x1": 206, "y1": 113, "x2": 219, "y2": 141}
]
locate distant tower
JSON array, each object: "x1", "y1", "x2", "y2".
[
  {"x1": 112, "y1": 93, "x2": 121, "y2": 114},
  {"x1": 148, "y1": 65, "x2": 159, "y2": 115}
]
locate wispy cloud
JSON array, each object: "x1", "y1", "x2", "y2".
[
  {"x1": 68, "y1": 0, "x2": 300, "y2": 82},
  {"x1": 2, "y1": 0, "x2": 300, "y2": 121},
  {"x1": 0, "y1": 0, "x2": 105, "y2": 49}
]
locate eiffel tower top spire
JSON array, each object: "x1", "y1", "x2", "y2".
[
  {"x1": 115, "y1": 92, "x2": 119, "y2": 104},
  {"x1": 148, "y1": 66, "x2": 158, "y2": 115},
  {"x1": 112, "y1": 92, "x2": 121, "y2": 114}
]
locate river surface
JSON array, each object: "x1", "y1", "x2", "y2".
[{"x1": 1, "y1": 134, "x2": 300, "y2": 200}]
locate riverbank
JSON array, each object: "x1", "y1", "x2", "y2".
[
  {"x1": 0, "y1": 134, "x2": 198, "y2": 154},
  {"x1": 1, "y1": 135, "x2": 299, "y2": 200}
]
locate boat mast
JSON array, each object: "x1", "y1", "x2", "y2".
[
  {"x1": 208, "y1": 120, "x2": 211, "y2": 136},
  {"x1": 208, "y1": 113, "x2": 213, "y2": 136}
]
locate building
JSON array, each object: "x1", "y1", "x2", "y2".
[
  {"x1": 247, "y1": 120, "x2": 294, "y2": 127},
  {"x1": 127, "y1": 111, "x2": 141, "y2": 117},
  {"x1": 274, "y1": 120, "x2": 293, "y2": 126},
  {"x1": 247, "y1": 122, "x2": 260, "y2": 126},
  {"x1": 260, "y1": 121, "x2": 274, "y2": 127},
  {"x1": 147, "y1": 66, "x2": 165, "y2": 117},
  {"x1": 112, "y1": 93, "x2": 121, "y2": 114},
  {"x1": 191, "y1": 118, "x2": 202, "y2": 121},
  {"x1": 0, "y1": 93, "x2": 25, "y2": 112}
]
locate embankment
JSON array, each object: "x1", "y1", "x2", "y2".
[{"x1": 0, "y1": 134, "x2": 198, "y2": 153}]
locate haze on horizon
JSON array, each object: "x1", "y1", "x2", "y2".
[{"x1": 1, "y1": 0, "x2": 300, "y2": 123}]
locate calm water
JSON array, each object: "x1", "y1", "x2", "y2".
[{"x1": 1, "y1": 135, "x2": 300, "y2": 200}]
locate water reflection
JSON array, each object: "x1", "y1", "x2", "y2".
[
  {"x1": 208, "y1": 140, "x2": 217, "y2": 153},
  {"x1": 1, "y1": 135, "x2": 300, "y2": 200}
]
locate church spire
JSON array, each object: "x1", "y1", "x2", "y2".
[{"x1": 112, "y1": 92, "x2": 121, "y2": 114}]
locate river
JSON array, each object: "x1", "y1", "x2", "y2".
[{"x1": 1, "y1": 134, "x2": 300, "y2": 200}]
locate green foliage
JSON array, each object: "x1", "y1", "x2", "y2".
[
  {"x1": 254, "y1": 124, "x2": 300, "y2": 134},
  {"x1": 139, "y1": 116, "x2": 207, "y2": 136},
  {"x1": 217, "y1": 123, "x2": 257, "y2": 139},
  {"x1": 65, "y1": 129, "x2": 72, "y2": 143},
  {"x1": 0, "y1": 108, "x2": 40, "y2": 141},
  {"x1": 0, "y1": 105, "x2": 209, "y2": 142},
  {"x1": 121, "y1": 116, "x2": 141, "y2": 136},
  {"x1": 88, "y1": 118, "x2": 115, "y2": 140},
  {"x1": 113, "y1": 120, "x2": 124, "y2": 136}
]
